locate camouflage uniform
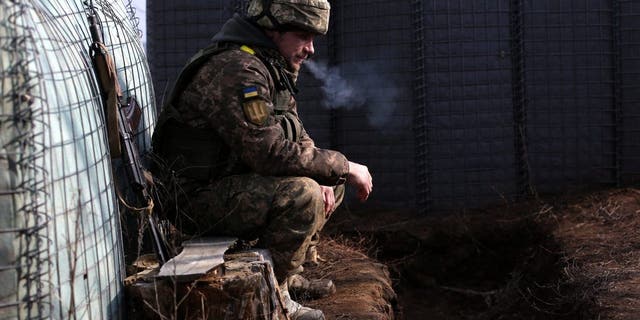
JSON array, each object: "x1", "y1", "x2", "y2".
[{"x1": 152, "y1": 14, "x2": 347, "y2": 282}]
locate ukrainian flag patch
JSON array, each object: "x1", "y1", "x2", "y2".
[{"x1": 243, "y1": 86, "x2": 259, "y2": 99}]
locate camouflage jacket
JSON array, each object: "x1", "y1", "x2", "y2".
[{"x1": 152, "y1": 15, "x2": 349, "y2": 188}]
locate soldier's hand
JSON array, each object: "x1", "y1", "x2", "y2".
[
  {"x1": 320, "y1": 185, "x2": 336, "y2": 217},
  {"x1": 347, "y1": 161, "x2": 373, "y2": 202}
]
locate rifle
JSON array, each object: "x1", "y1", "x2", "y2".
[{"x1": 87, "y1": 7, "x2": 170, "y2": 264}]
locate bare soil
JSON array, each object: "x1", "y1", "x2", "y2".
[{"x1": 311, "y1": 188, "x2": 640, "y2": 319}]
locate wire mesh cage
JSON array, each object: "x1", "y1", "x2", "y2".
[
  {"x1": 414, "y1": 0, "x2": 640, "y2": 212},
  {"x1": 0, "y1": 0, "x2": 154, "y2": 319},
  {"x1": 147, "y1": 0, "x2": 246, "y2": 107},
  {"x1": 417, "y1": 0, "x2": 519, "y2": 211}
]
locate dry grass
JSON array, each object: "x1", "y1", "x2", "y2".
[{"x1": 323, "y1": 188, "x2": 640, "y2": 319}]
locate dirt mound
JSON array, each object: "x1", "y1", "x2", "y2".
[
  {"x1": 298, "y1": 239, "x2": 398, "y2": 319},
  {"x1": 552, "y1": 189, "x2": 640, "y2": 319},
  {"x1": 325, "y1": 188, "x2": 640, "y2": 319}
]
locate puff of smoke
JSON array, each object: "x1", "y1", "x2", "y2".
[
  {"x1": 304, "y1": 59, "x2": 399, "y2": 128},
  {"x1": 304, "y1": 59, "x2": 365, "y2": 109}
]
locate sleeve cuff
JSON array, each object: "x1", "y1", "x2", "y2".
[{"x1": 334, "y1": 157, "x2": 349, "y2": 185}]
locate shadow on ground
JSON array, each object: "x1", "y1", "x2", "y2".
[{"x1": 319, "y1": 188, "x2": 640, "y2": 319}]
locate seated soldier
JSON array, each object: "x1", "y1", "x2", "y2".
[{"x1": 152, "y1": 0, "x2": 372, "y2": 318}]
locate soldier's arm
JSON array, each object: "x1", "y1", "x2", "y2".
[{"x1": 190, "y1": 50, "x2": 348, "y2": 185}]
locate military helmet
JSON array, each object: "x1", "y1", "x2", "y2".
[{"x1": 247, "y1": 0, "x2": 331, "y2": 35}]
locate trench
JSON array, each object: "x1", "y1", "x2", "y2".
[{"x1": 340, "y1": 211, "x2": 598, "y2": 320}]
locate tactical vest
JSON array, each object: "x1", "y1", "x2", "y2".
[{"x1": 152, "y1": 43, "x2": 301, "y2": 181}]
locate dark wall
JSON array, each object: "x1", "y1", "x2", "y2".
[
  {"x1": 619, "y1": 1, "x2": 640, "y2": 184},
  {"x1": 147, "y1": 0, "x2": 640, "y2": 213},
  {"x1": 523, "y1": 0, "x2": 615, "y2": 191},
  {"x1": 414, "y1": 0, "x2": 640, "y2": 212},
  {"x1": 418, "y1": 0, "x2": 518, "y2": 210},
  {"x1": 147, "y1": 0, "x2": 244, "y2": 105}
]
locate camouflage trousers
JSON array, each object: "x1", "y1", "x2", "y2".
[{"x1": 174, "y1": 173, "x2": 344, "y2": 282}]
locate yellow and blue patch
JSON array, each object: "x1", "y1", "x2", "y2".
[
  {"x1": 242, "y1": 86, "x2": 267, "y2": 125},
  {"x1": 243, "y1": 86, "x2": 259, "y2": 99}
]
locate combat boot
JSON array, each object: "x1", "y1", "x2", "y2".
[
  {"x1": 281, "y1": 282, "x2": 326, "y2": 320},
  {"x1": 287, "y1": 274, "x2": 336, "y2": 300}
]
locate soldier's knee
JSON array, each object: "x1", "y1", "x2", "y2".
[
  {"x1": 295, "y1": 177, "x2": 323, "y2": 205},
  {"x1": 295, "y1": 176, "x2": 322, "y2": 197},
  {"x1": 274, "y1": 177, "x2": 323, "y2": 222}
]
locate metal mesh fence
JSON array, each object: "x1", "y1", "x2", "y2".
[
  {"x1": 522, "y1": 0, "x2": 616, "y2": 193},
  {"x1": 0, "y1": 3, "x2": 50, "y2": 318},
  {"x1": 148, "y1": 0, "x2": 245, "y2": 107},
  {"x1": 618, "y1": 0, "x2": 640, "y2": 184},
  {"x1": 1, "y1": 0, "x2": 154, "y2": 319},
  {"x1": 417, "y1": 0, "x2": 518, "y2": 211},
  {"x1": 414, "y1": 0, "x2": 640, "y2": 211}
]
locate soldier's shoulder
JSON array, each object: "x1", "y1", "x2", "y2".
[
  {"x1": 214, "y1": 48, "x2": 266, "y2": 69},
  {"x1": 182, "y1": 46, "x2": 274, "y2": 94},
  {"x1": 211, "y1": 48, "x2": 273, "y2": 86}
]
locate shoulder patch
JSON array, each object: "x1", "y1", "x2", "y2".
[
  {"x1": 241, "y1": 86, "x2": 268, "y2": 125},
  {"x1": 243, "y1": 99, "x2": 268, "y2": 126}
]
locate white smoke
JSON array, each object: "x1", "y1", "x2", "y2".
[
  {"x1": 304, "y1": 59, "x2": 399, "y2": 128},
  {"x1": 304, "y1": 60, "x2": 365, "y2": 109}
]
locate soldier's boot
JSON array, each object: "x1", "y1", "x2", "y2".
[
  {"x1": 281, "y1": 282, "x2": 326, "y2": 320},
  {"x1": 288, "y1": 274, "x2": 336, "y2": 300},
  {"x1": 303, "y1": 244, "x2": 326, "y2": 267}
]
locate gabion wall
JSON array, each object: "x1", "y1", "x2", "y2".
[
  {"x1": 0, "y1": 0, "x2": 154, "y2": 318},
  {"x1": 147, "y1": 0, "x2": 640, "y2": 212}
]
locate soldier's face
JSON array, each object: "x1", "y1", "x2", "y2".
[{"x1": 268, "y1": 30, "x2": 315, "y2": 72}]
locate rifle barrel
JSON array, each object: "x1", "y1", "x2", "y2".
[{"x1": 88, "y1": 15, "x2": 102, "y2": 43}]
